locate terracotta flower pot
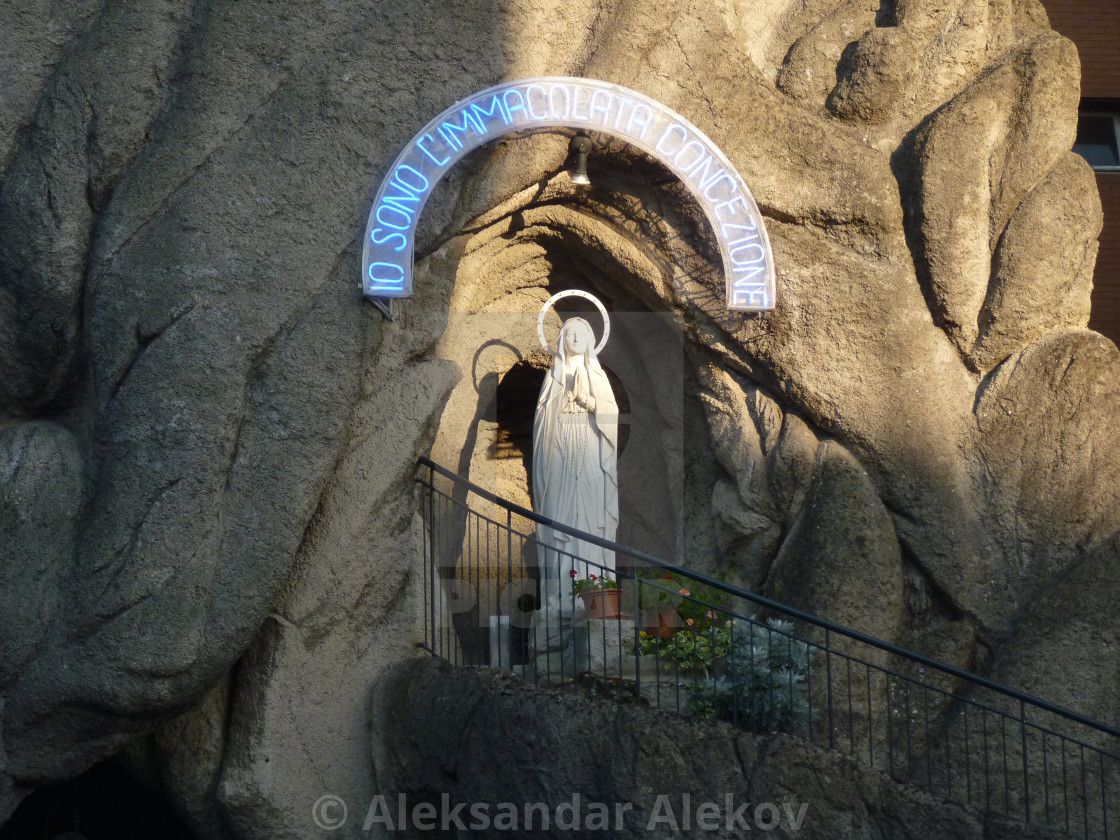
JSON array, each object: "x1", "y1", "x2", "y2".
[
  {"x1": 579, "y1": 588, "x2": 628, "y2": 619},
  {"x1": 645, "y1": 609, "x2": 678, "y2": 638}
]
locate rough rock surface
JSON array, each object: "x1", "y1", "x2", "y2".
[
  {"x1": 1, "y1": 0, "x2": 1118, "y2": 836},
  {"x1": 371, "y1": 658, "x2": 1066, "y2": 840},
  {"x1": 763, "y1": 440, "x2": 905, "y2": 643}
]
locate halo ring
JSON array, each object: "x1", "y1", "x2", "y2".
[{"x1": 537, "y1": 290, "x2": 610, "y2": 355}]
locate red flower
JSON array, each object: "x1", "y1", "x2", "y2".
[
  {"x1": 660, "y1": 574, "x2": 673, "y2": 581},
  {"x1": 590, "y1": 574, "x2": 598, "y2": 581},
  {"x1": 568, "y1": 569, "x2": 577, "y2": 578},
  {"x1": 679, "y1": 589, "x2": 690, "y2": 597}
]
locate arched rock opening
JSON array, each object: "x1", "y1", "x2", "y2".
[{"x1": 421, "y1": 139, "x2": 738, "y2": 662}]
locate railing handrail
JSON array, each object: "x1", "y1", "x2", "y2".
[{"x1": 418, "y1": 456, "x2": 1120, "y2": 742}]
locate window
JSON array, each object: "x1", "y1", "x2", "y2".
[{"x1": 1074, "y1": 109, "x2": 1120, "y2": 170}]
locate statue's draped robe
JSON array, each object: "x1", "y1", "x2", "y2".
[{"x1": 532, "y1": 337, "x2": 619, "y2": 607}]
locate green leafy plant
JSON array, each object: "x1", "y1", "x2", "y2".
[
  {"x1": 569, "y1": 569, "x2": 617, "y2": 596},
  {"x1": 689, "y1": 618, "x2": 812, "y2": 735},
  {"x1": 635, "y1": 621, "x2": 733, "y2": 674}
]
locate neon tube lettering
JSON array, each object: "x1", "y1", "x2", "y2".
[
  {"x1": 589, "y1": 89, "x2": 612, "y2": 125},
  {"x1": 702, "y1": 171, "x2": 736, "y2": 201},
  {"x1": 503, "y1": 89, "x2": 527, "y2": 122},
  {"x1": 382, "y1": 192, "x2": 420, "y2": 216},
  {"x1": 722, "y1": 223, "x2": 760, "y2": 243},
  {"x1": 730, "y1": 283, "x2": 768, "y2": 308},
  {"x1": 730, "y1": 242, "x2": 766, "y2": 265},
  {"x1": 691, "y1": 157, "x2": 728, "y2": 195},
  {"x1": 656, "y1": 123, "x2": 688, "y2": 156},
  {"x1": 469, "y1": 94, "x2": 511, "y2": 129},
  {"x1": 525, "y1": 85, "x2": 548, "y2": 120},
  {"x1": 548, "y1": 85, "x2": 571, "y2": 119},
  {"x1": 571, "y1": 85, "x2": 591, "y2": 121},
  {"x1": 675, "y1": 140, "x2": 707, "y2": 173},
  {"x1": 363, "y1": 78, "x2": 774, "y2": 311},
  {"x1": 382, "y1": 166, "x2": 426, "y2": 218},
  {"x1": 714, "y1": 195, "x2": 750, "y2": 223},
  {"x1": 612, "y1": 96, "x2": 634, "y2": 131},
  {"x1": 368, "y1": 262, "x2": 406, "y2": 290},
  {"x1": 375, "y1": 204, "x2": 412, "y2": 230},
  {"x1": 416, "y1": 133, "x2": 449, "y2": 166},
  {"x1": 370, "y1": 227, "x2": 407, "y2": 252},
  {"x1": 438, "y1": 108, "x2": 485, "y2": 151},
  {"x1": 628, "y1": 104, "x2": 652, "y2": 139},
  {"x1": 391, "y1": 164, "x2": 429, "y2": 194}
]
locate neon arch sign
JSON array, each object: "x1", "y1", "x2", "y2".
[{"x1": 361, "y1": 77, "x2": 775, "y2": 312}]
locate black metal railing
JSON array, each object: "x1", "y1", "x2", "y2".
[{"x1": 417, "y1": 457, "x2": 1120, "y2": 837}]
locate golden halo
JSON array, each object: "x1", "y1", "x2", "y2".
[{"x1": 536, "y1": 289, "x2": 610, "y2": 355}]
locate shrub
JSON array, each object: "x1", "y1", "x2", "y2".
[
  {"x1": 635, "y1": 621, "x2": 732, "y2": 674},
  {"x1": 689, "y1": 618, "x2": 812, "y2": 735}
]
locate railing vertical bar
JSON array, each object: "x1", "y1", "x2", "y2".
[
  {"x1": 1101, "y1": 750, "x2": 1108, "y2": 840},
  {"x1": 468, "y1": 504, "x2": 475, "y2": 666},
  {"x1": 722, "y1": 616, "x2": 734, "y2": 726},
  {"x1": 440, "y1": 492, "x2": 448, "y2": 663},
  {"x1": 1008, "y1": 716, "x2": 1016, "y2": 815},
  {"x1": 463, "y1": 497, "x2": 470, "y2": 666},
  {"x1": 614, "y1": 569, "x2": 622, "y2": 686},
  {"x1": 446, "y1": 488, "x2": 452, "y2": 661},
  {"x1": 638, "y1": 576, "x2": 648, "y2": 703},
  {"x1": 489, "y1": 514, "x2": 498, "y2": 668},
  {"x1": 983, "y1": 708, "x2": 991, "y2": 814},
  {"x1": 423, "y1": 468, "x2": 431, "y2": 653},
  {"x1": 1042, "y1": 732, "x2": 1050, "y2": 826},
  {"x1": 445, "y1": 489, "x2": 452, "y2": 662},
  {"x1": 964, "y1": 704, "x2": 971, "y2": 806},
  {"x1": 676, "y1": 626, "x2": 684, "y2": 716},
  {"x1": 525, "y1": 533, "x2": 534, "y2": 683},
  {"x1": 905, "y1": 681, "x2": 913, "y2": 781},
  {"x1": 465, "y1": 503, "x2": 472, "y2": 666},
  {"x1": 805, "y1": 631, "x2": 813, "y2": 743},
  {"x1": 743, "y1": 620, "x2": 754, "y2": 731},
  {"x1": 479, "y1": 510, "x2": 485, "y2": 665},
  {"x1": 602, "y1": 584, "x2": 610, "y2": 688},
  {"x1": 786, "y1": 631, "x2": 795, "y2": 739},
  {"x1": 1020, "y1": 700, "x2": 1030, "y2": 824},
  {"x1": 825, "y1": 630, "x2": 834, "y2": 750},
  {"x1": 887, "y1": 674, "x2": 895, "y2": 777},
  {"x1": 866, "y1": 666, "x2": 874, "y2": 769},
  {"x1": 1082, "y1": 744, "x2": 1089, "y2": 839},
  {"x1": 924, "y1": 687, "x2": 932, "y2": 792},
  {"x1": 654, "y1": 588, "x2": 663, "y2": 713},
  {"x1": 846, "y1": 657, "x2": 855, "y2": 754},
  {"x1": 635, "y1": 576, "x2": 646, "y2": 707},
  {"x1": 544, "y1": 544, "x2": 552, "y2": 688},
  {"x1": 1063, "y1": 738, "x2": 1070, "y2": 833},
  {"x1": 434, "y1": 489, "x2": 442, "y2": 661},
  {"x1": 507, "y1": 509, "x2": 514, "y2": 666},
  {"x1": 945, "y1": 705, "x2": 952, "y2": 801}
]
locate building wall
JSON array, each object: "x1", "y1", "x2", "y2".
[
  {"x1": 1091, "y1": 175, "x2": 1120, "y2": 341},
  {"x1": 1045, "y1": 0, "x2": 1120, "y2": 345},
  {"x1": 1044, "y1": 0, "x2": 1120, "y2": 97}
]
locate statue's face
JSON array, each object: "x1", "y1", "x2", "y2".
[{"x1": 563, "y1": 321, "x2": 592, "y2": 355}]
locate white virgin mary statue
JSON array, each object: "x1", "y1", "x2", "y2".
[{"x1": 533, "y1": 314, "x2": 619, "y2": 609}]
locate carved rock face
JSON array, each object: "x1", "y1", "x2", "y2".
[{"x1": 0, "y1": 0, "x2": 1115, "y2": 836}]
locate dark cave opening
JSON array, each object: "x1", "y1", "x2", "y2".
[{"x1": 0, "y1": 759, "x2": 197, "y2": 840}]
